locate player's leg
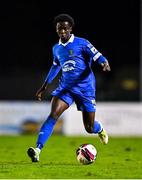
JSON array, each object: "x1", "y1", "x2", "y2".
[
  {"x1": 27, "y1": 96, "x2": 69, "y2": 162},
  {"x1": 36, "y1": 96, "x2": 69, "y2": 149},
  {"x1": 82, "y1": 111, "x2": 102, "y2": 133},
  {"x1": 82, "y1": 111, "x2": 108, "y2": 144}
]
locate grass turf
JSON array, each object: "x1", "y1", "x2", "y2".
[{"x1": 0, "y1": 135, "x2": 142, "y2": 179}]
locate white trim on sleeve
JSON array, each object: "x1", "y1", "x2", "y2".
[{"x1": 93, "y1": 52, "x2": 102, "y2": 61}]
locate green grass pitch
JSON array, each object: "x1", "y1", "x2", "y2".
[{"x1": 0, "y1": 134, "x2": 142, "y2": 179}]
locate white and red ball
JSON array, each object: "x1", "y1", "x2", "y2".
[{"x1": 76, "y1": 144, "x2": 97, "y2": 165}]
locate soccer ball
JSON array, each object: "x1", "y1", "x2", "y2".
[{"x1": 76, "y1": 144, "x2": 97, "y2": 165}]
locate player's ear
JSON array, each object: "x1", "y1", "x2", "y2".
[{"x1": 69, "y1": 26, "x2": 72, "y2": 32}]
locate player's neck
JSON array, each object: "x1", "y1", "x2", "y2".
[{"x1": 61, "y1": 34, "x2": 72, "y2": 44}]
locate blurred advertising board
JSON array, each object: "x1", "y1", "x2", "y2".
[{"x1": 0, "y1": 101, "x2": 142, "y2": 136}]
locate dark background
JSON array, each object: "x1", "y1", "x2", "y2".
[{"x1": 0, "y1": 0, "x2": 140, "y2": 101}]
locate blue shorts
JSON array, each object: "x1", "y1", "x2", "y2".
[{"x1": 52, "y1": 87, "x2": 96, "y2": 112}]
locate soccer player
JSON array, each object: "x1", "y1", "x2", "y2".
[{"x1": 27, "y1": 14, "x2": 111, "y2": 162}]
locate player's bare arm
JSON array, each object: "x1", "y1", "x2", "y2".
[{"x1": 35, "y1": 61, "x2": 61, "y2": 101}]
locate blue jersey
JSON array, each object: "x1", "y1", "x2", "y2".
[{"x1": 45, "y1": 34, "x2": 107, "y2": 95}]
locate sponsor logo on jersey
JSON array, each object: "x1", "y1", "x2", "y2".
[{"x1": 62, "y1": 60, "x2": 76, "y2": 72}]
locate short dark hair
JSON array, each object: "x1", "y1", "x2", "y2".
[{"x1": 53, "y1": 14, "x2": 75, "y2": 27}]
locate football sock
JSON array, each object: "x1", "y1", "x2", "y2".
[
  {"x1": 93, "y1": 120, "x2": 103, "y2": 134},
  {"x1": 35, "y1": 147, "x2": 41, "y2": 154},
  {"x1": 36, "y1": 115, "x2": 56, "y2": 150}
]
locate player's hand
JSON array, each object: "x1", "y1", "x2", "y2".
[
  {"x1": 35, "y1": 88, "x2": 44, "y2": 101},
  {"x1": 101, "y1": 60, "x2": 111, "y2": 72},
  {"x1": 35, "y1": 82, "x2": 47, "y2": 101}
]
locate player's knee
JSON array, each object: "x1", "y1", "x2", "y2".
[
  {"x1": 50, "y1": 111, "x2": 60, "y2": 120},
  {"x1": 84, "y1": 126, "x2": 93, "y2": 134}
]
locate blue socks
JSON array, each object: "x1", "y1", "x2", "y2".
[
  {"x1": 36, "y1": 115, "x2": 56, "y2": 150},
  {"x1": 36, "y1": 117, "x2": 102, "y2": 150},
  {"x1": 93, "y1": 120, "x2": 103, "y2": 134}
]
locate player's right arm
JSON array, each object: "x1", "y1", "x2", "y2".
[{"x1": 36, "y1": 59, "x2": 61, "y2": 101}]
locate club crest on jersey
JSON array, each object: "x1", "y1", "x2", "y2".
[
  {"x1": 69, "y1": 49, "x2": 74, "y2": 57},
  {"x1": 62, "y1": 60, "x2": 76, "y2": 72}
]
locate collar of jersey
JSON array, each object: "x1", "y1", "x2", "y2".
[{"x1": 58, "y1": 34, "x2": 74, "y2": 46}]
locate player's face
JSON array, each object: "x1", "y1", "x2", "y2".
[{"x1": 56, "y1": 21, "x2": 72, "y2": 43}]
